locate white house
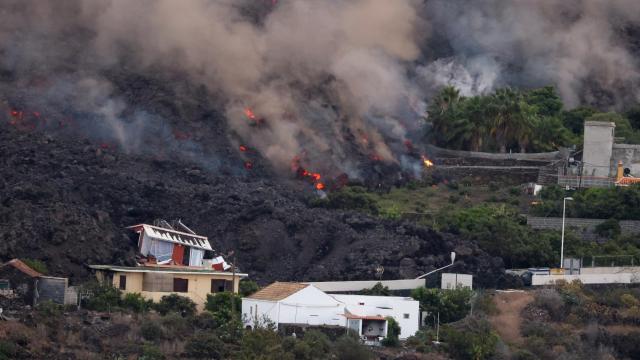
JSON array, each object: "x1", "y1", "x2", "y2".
[
  {"x1": 242, "y1": 282, "x2": 420, "y2": 342},
  {"x1": 331, "y1": 294, "x2": 420, "y2": 340}
]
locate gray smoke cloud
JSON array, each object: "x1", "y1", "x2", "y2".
[
  {"x1": 423, "y1": 0, "x2": 640, "y2": 108},
  {"x1": 2, "y1": 0, "x2": 640, "y2": 178}
]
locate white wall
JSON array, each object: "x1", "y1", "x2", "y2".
[
  {"x1": 277, "y1": 286, "x2": 345, "y2": 326},
  {"x1": 579, "y1": 266, "x2": 640, "y2": 275},
  {"x1": 242, "y1": 285, "x2": 345, "y2": 328},
  {"x1": 331, "y1": 294, "x2": 419, "y2": 339},
  {"x1": 441, "y1": 273, "x2": 473, "y2": 289},
  {"x1": 309, "y1": 279, "x2": 426, "y2": 292},
  {"x1": 531, "y1": 273, "x2": 633, "y2": 286},
  {"x1": 242, "y1": 298, "x2": 280, "y2": 328}
]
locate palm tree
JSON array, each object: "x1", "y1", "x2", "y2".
[
  {"x1": 488, "y1": 88, "x2": 536, "y2": 153},
  {"x1": 427, "y1": 86, "x2": 464, "y2": 148}
]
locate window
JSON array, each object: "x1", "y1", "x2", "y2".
[
  {"x1": 119, "y1": 275, "x2": 127, "y2": 290},
  {"x1": 211, "y1": 279, "x2": 232, "y2": 293},
  {"x1": 173, "y1": 278, "x2": 189, "y2": 292},
  {"x1": 403, "y1": 313, "x2": 410, "y2": 319}
]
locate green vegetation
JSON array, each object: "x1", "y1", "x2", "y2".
[
  {"x1": 381, "y1": 317, "x2": 401, "y2": 347},
  {"x1": 358, "y1": 282, "x2": 391, "y2": 296},
  {"x1": 22, "y1": 258, "x2": 48, "y2": 275},
  {"x1": 441, "y1": 316, "x2": 499, "y2": 360},
  {"x1": 154, "y1": 294, "x2": 197, "y2": 317},
  {"x1": 411, "y1": 287, "x2": 473, "y2": 325},
  {"x1": 239, "y1": 279, "x2": 259, "y2": 297},
  {"x1": 428, "y1": 85, "x2": 640, "y2": 153}
]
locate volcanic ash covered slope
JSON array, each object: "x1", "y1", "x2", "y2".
[{"x1": 0, "y1": 125, "x2": 504, "y2": 287}]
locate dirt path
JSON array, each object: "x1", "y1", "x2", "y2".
[{"x1": 487, "y1": 290, "x2": 534, "y2": 345}]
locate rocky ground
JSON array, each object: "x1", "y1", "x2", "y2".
[{"x1": 0, "y1": 123, "x2": 506, "y2": 287}]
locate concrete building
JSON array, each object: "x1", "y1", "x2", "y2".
[
  {"x1": 582, "y1": 121, "x2": 616, "y2": 177},
  {"x1": 242, "y1": 282, "x2": 420, "y2": 343},
  {"x1": 90, "y1": 264, "x2": 246, "y2": 310},
  {"x1": 90, "y1": 221, "x2": 243, "y2": 311}
]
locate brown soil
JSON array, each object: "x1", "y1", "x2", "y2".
[{"x1": 488, "y1": 290, "x2": 534, "y2": 345}]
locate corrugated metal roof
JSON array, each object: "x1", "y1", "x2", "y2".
[
  {"x1": 248, "y1": 282, "x2": 308, "y2": 301},
  {"x1": 138, "y1": 224, "x2": 213, "y2": 251},
  {"x1": 1, "y1": 259, "x2": 43, "y2": 277}
]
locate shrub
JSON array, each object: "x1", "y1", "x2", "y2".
[
  {"x1": 595, "y1": 218, "x2": 621, "y2": 239},
  {"x1": 442, "y1": 317, "x2": 499, "y2": 360},
  {"x1": 140, "y1": 321, "x2": 163, "y2": 342},
  {"x1": 160, "y1": 313, "x2": 191, "y2": 340},
  {"x1": 184, "y1": 332, "x2": 227, "y2": 359},
  {"x1": 621, "y1": 293, "x2": 640, "y2": 308},
  {"x1": 474, "y1": 291, "x2": 499, "y2": 316},
  {"x1": 358, "y1": 282, "x2": 391, "y2": 296},
  {"x1": 239, "y1": 279, "x2": 259, "y2": 297},
  {"x1": 237, "y1": 328, "x2": 290, "y2": 360},
  {"x1": 333, "y1": 334, "x2": 371, "y2": 360},
  {"x1": 509, "y1": 186, "x2": 521, "y2": 196},
  {"x1": 488, "y1": 182, "x2": 500, "y2": 192},
  {"x1": 22, "y1": 258, "x2": 48, "y2": 275},
  {"x1": 381, "y1": 317, "x2": 400, "y2": 347},
  {"x1": 194, "y1": 311, "x2": 218, "y2": 329},
  {"x1": 533, "y1": 289, "x2": 565, "y2": 321},
  {"x1": 324, "y1": 186, "x2": 379, "y2": 214},
  {"x1": 0, "y1": 341, "x2": 16, "y2": 360},
  {"x1": 36, "y1": 300, "x2": 64, "y2": 318},
  {"x1": 300, "y1": 330, "x2": 331, "y2": 357},
  {"x1": 121, "y1": 292, "x2": 152, "y2": 313},
  {"x1": 140, "y1": 343, "x2": 165, "y2": 360},
  {"x1": 205, "y1": 292, "x2": 241, "y2": 324},
  {"x1": 412, "y1": 287, "x2": 473, "y2": 325},
  {"x1": 83, "y1": 282, "x2": 121, "y2": 311},
  {"x1": 154, "y1": 294, "x2": 196, "y2": 317}
]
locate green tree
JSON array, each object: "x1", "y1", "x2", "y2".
[
  {"x1": 358, "y1": 282, "x2": 391, "y2": 296},
  {"x1": 239, "y1": 279, "x2": 259, "y2": 297},
  {"x1": 205, "y1": 292, "x2": 241, "y2": 324},
  {"x1": 561, "y1": 107, "x2": 596, "y2": 134},
  {"x1": 487, "y1": 88, "x2": 537, "y2": 153},
  {"x1": 154, "y1": 294, "x2": 196, "y2": 317},
  {"x1": 381, "y1": 317, "x2": 401, "y2": 347},
  {"x1": 411, "y1": 287, "x2": 473, "y2": 324},
  {"x1": 184, "y1": 332, "x2": 227, "y2": 359},
  {"x1": 442, "y1": 316, "x2": 499, "y2": 360},
  {"x1": 526, "y1": 86, "x2": 563, "y2": 117}
]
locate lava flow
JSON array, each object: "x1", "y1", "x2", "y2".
[
  {"x1": 291, "y1": 155, "x2": 325, "y2": 191},
  {"x1": 422, "y1": 155, "x2": 434, "y2": 167}
]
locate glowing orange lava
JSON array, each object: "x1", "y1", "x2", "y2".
[
  {"x1": 315, "y1": 183, "x2": 325, "y2": 190},
  {"x1": 244, "y1": 108, "x2": 256, "y2": 120},
  {"x1": 422, "y1": 156, "x2": 434, "y2": 167},
  {"x1": 239, "y1": 145, "x2": 247, "y2": 152}
]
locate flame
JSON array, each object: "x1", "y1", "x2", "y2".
[
  {"x1": 244, "y1": 108, "x2": 256, "y2": 120},
  {"x1": 315, "y1": 183, "x2": 325, "y2": 190},
  {"x1": 239, "y1": 145, "x2": 247, "y2": 152},
  {"x1": 422, "y1": 156, "x2": 434, "y2": 167}
]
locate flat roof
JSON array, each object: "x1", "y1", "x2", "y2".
[{"x1": 88, "y1": 264, "x2": 247, "y2": 277}]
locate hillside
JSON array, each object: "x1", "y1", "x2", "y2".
[{"x1": 0, "y1": 124, "x2": 505, "y2": 287}]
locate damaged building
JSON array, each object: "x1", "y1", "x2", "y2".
[{"x1": 90, "y1": 220, "x2": 246, "y2": 310}]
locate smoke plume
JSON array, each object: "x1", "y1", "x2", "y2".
[{"x1": 1, "y1": 0, "x2": 640, "y2": 179}]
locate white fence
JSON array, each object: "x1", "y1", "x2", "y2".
[
  {"x1": 308, "y1": 279, "x2": 426, "y2": 292},
  {"x1": 531, "y1": 273, "x2": 637, "y2": 286}
]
